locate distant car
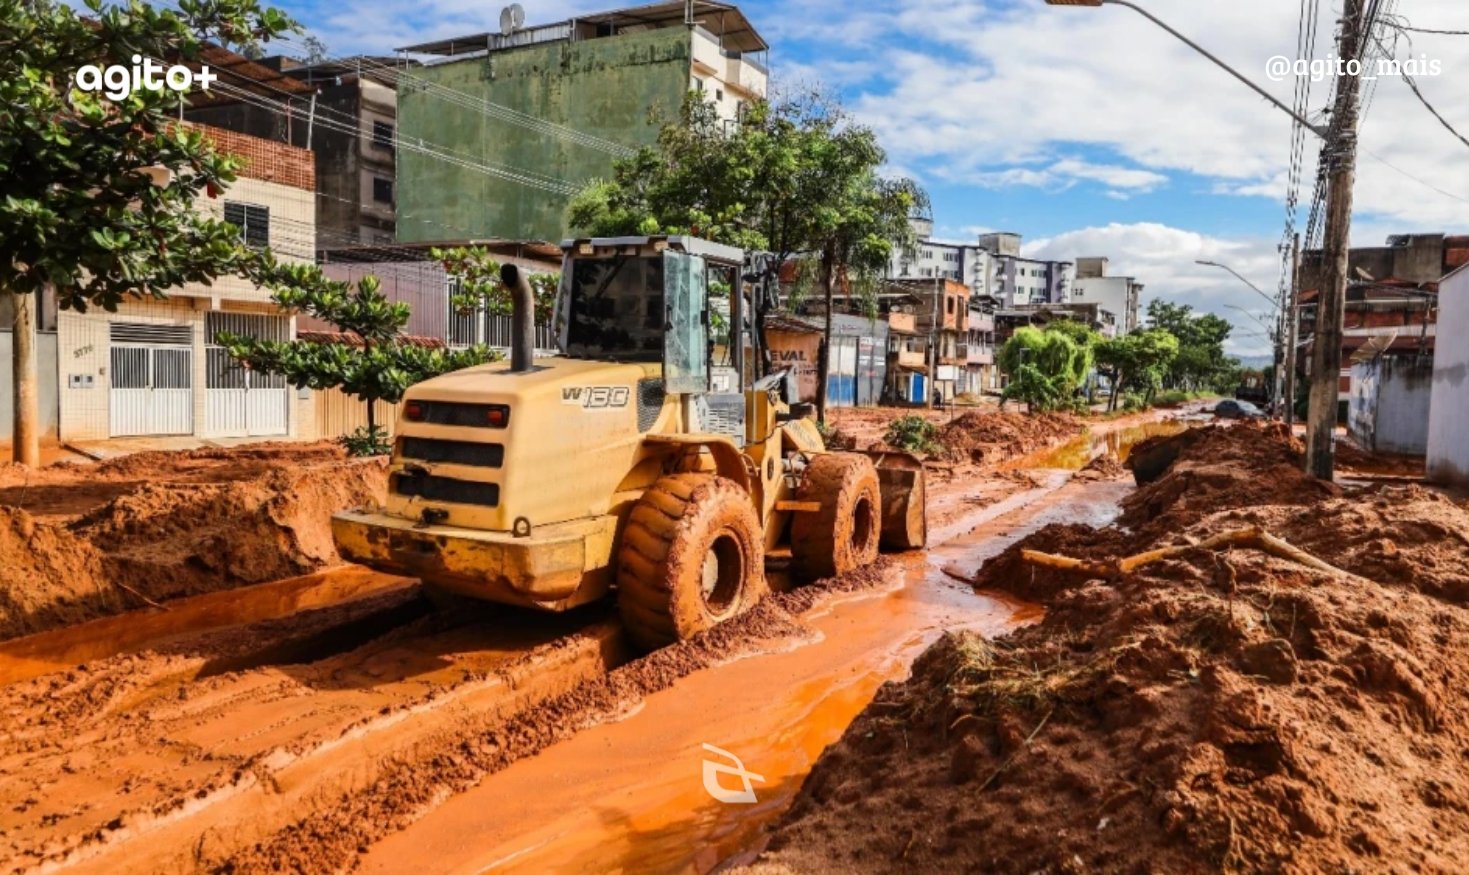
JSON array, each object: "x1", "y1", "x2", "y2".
[{"x1": 1213, "y1": 399, "x2": 1265, "y2": 420}]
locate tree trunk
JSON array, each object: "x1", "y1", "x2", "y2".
[
  {"x1": 815, "y1": 248, "x2": 835, "y2": 425},
  {"x1": 10, "y1": 290, "x2": 40, "y2": 468},
  {"x1": 366, "y1": 397, "x2": 376, "y2": 434}
]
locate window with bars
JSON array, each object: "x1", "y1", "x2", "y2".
[{"x1": 223, "y1": 201, "x2": 270, "y2": 249}]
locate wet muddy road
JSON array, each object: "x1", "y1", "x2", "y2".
[
  {"x1": 355, "y1": 475, "x2": 1135, "y2": 874},
  {"x1": 0, "y1": 413, "x2": 1175, "y2": 873}
]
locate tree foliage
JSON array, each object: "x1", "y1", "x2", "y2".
[
  {"x1": 1146, "y1": 299, "x2": 1240, "y2": 393},
  {"x1": 1, "y1": 0, "x2": 297, "y2": 310},
  {"x1": 996, "y1": 325, "x2": 1093, "y2": 412},
  {"x1": 1095, "y1": 329, "x2": 1180, "y2": 412},
  {"x1": 216, "y1": 265, "x2": 498, "y2": 447}
]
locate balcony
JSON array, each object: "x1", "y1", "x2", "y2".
[
  {"x1": 886, "y1": 312, "x2": 917, "y2": 333},
  {"x1": 896, "y1": 349, "x2": 928, "y2": 369},
  {"x1": 959, "y1": 344, "x2": 994, "y2": 365}
]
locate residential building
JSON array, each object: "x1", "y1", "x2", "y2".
[
  {"x1": 186, "y1": 54, "x2": 407, "y2": 249},
  {"x1": 1297, "y1": 233, "x2": 1469, "y2": 407},
  {"x1": 1071, "y1": 256, "x2": 1143, "y2": 334},
  {"x1": 978, "y1": 233, "x2": 1074, "y2": 307},
  {"x1": 890, "y1": 218, "x2": 997, "y2": 297},
  {"x1": 395, "y1": 1, "x2": 769, "y2": 243},
  {"x1": 1349, "y1": 354, "x2": 1434, "y2": 455},
  {"x1": 1428, "y1": 263, "x2": 1469, "y2": 485},
  {"x1": 55, "y1": 125, "x2": 318, "y2": 442}
]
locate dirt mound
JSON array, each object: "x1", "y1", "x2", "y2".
[
  {"x1": 935, "y1": 412, "x2": 1079, "y2": 465},
  {"x1": 1334, "y1": 439, "x2": 1427, "y2": 477},
  {"x1": 1074, "y1": 452, "x2": 1127, "y2": 482},
  {"x1": 1120, "y1": 422, "x2": 1337, "y2": 532},
  {"x1": 757, "y1": 429, "x2": 1469, "y2": 873},
  {"x1": 0, "y1": 450, "x2": 385, "y2": 640}
]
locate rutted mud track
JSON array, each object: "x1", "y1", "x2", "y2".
[{"x1": 0, "y1": 410, "x2": 1182, "y2": 873}]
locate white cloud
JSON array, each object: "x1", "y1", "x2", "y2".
[{"x1": 1024, "y1": 222, "x2": 1284, "y2": 356}]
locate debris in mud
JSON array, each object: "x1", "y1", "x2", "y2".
[
  {"x1": 756, "y1": 423, "x2": 1469, "y2": 873},
  {"x1": 0, "y1": 443, "x2": 385, "y2": 640},
  {"x1": 1073, "y1": 452, "x2": 1126, "y2": 482}
]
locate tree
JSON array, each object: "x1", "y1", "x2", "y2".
[
  {"x1": 566, "y1": 89, "x2": 925, "y2": 420},
  {"x1": 2, "y1": 0, "x2": 296, "y2": 465},
  {"x1": 1146, "y1": 299, "x2": 1239, "y2": 393},
  {"x1": 996, "y1": 325, "x2": 1092, "y2": 413},
  {"x1": 1095, "y1": 329, "x2": 1180, "y2": 412},
  {"x1": 216, "y1": 262, "x2": 498, "y2": 452}
]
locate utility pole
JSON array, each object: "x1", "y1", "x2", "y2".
[
  {"x1": 1283, "y1": 234, "x2": 1301, "y2": 428},
  {"x1": 1306, "y1": 0, "x2": 1365, "y2": 481},
  {"x1": 10, "y1": 290, "x2": 40, "y2": 467}
]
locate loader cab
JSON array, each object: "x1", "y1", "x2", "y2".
[{"x1": 555, "y1": 236, "x2": 752, "y2": 395}]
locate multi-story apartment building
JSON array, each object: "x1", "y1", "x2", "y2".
[
  {"x1": 1071, "y1": 256, "x2": 1142, "y2": 334},
  {"x1": 395, "y1": 0, "x2": 769, "y2": 243},
  {"x1": 54, "y1": 125, "x2": 318, "y2": 442},
  {"x1": 978, "y1": 233, "x2": 1075, "y2": 307},
  {"x1": 187, "y1": 55, "x2": 406, "y2": 249}
]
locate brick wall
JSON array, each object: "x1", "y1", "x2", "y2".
[{"x1": 189, "y1": 123, "x2": 315, "y2": 193}]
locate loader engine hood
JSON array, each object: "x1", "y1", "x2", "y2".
[{"x1": 381, "y1": 357, "x2": 664, "y2": 532}]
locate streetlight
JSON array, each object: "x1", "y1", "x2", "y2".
[
  {"x1": 1043, "y1": 0, "x2": 1329, "y2": 138},
  {"x1": 1195, "y1": 260, "x2": 1279, "y2": 311}
]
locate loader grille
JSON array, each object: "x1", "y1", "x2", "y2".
[
  {"x1": 392, "y1": 472, "x2": 500, "y2": 507},
  {"x1": 399, "y1": 437, "x2": 504, "y2": 468},
  {"x1": 409, "y1": 401, "x2": 510, "y2": 429},
  {"x1": 637, "y1": 378, "x2": 664, "y2": 432}
]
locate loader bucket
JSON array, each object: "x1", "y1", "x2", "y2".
[{"x1": 859, "y1": 450, "x2": 928, "y2": 551}]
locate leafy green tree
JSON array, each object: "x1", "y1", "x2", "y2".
[
  {"x1": 566, "y1": 90, "x2": 925, "y2": 420},
  {"x1": 1, "y1": 0, "x2": 296, "y2": 465},
  {"x1": 997, "y1": 325, "x2": 1092, "y2": 413},
  {"x1": 1095, "y1": 329, "x2": 1180, "y2": 412},
  {"x1": 216, "y1": 264, "x2": 498, "y2": 451},
  {"x1": 1146, "y1": 299, "x2": 1239, "y2": 392}
]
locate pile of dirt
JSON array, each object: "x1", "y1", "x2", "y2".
[
  {"x1": 0, "y1": 445, "x2": 385, "y2": 640},
  {"x1": 1120, "y1": 421, "x2": 1338, "y2": 534},
  {"x1": 1335, "y1": 438, "x2": 1428, "y2": 478},
  {"x1": 755, "y1": 425, "x2": 1469, "y2": 873},
  {"x1": 1073, "y1": 452, "x2": 1127, "y2": 482},
  {"x1": 934, "y1": 411, "x2": 1080, "y2": 466}
]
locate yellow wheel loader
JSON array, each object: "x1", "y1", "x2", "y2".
[{"x1": 331, "y1": 236, "x2": 927, "y2": 650}]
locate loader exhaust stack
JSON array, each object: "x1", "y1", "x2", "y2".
[{"x1": 501, "y1": 263, "x2": 535, "y2": 373}]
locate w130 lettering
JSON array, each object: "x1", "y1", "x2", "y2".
[{"x1": 561, "y1": 386, "x2": 631, "y2": 409}]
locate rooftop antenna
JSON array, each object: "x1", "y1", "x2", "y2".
[{"x1": 499, "y1": 3, "x2": 525, "y2": 36}]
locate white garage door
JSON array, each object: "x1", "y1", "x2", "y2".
[
  {"x1": 204, "y1": 312, "x2": 290, "y2": 437},
  {"x1": 109, "y1": 323, "x2": 194, "y2": 437}
]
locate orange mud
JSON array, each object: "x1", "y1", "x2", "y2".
[
  {"x1": 756, "y1": 422, "x2": 1469, "y2": 874},
  {"x1": 355, "y1": 476, "x2": 1131, "y2": 874},
  {"x1": 0, "y1": 442, "x2": 386, "y2": 639}
]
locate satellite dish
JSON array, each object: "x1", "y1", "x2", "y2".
[{"x1": 499, "y1": 3, "x2": 526, "y2": 35}]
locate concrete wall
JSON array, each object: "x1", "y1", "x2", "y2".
[
  {"x1": 397, "y1": 28, "x2": 693, "y2": 243},
  {"x1": 0, "y1": 331, "x2": 60, "y2": 439},
  {"x1": 1350, "y1": 355, "x2": 1434, "y2": 455},
  {"x1": 1428, "y1": 268, "x2": 1469, "y2": 484}
]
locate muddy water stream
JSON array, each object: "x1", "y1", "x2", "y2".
[{"x1": 358, "y1": 475, "x2": 1134, "y2": 875}]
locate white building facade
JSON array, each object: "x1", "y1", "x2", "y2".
[{"x1": 56, "y1": 126, "x2": 318, "y2": 443}]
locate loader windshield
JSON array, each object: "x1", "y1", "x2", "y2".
[{"x1": 564, "y1": 255, "x2": 666, "y2": 361}]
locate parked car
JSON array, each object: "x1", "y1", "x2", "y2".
[{"x1": 1213, "y1": 399, "x2": 1265, "y2": 420}]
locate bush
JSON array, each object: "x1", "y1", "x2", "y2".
[
  {"x1": 1120, "y1": 392, "x2": 1148, "y2": 413},
  {"x1": 340, "y1": 425, "x2": 392, "y2": 457},
  {"x1": 884, "y1": 415, "x2": 942, "y2": 454}
]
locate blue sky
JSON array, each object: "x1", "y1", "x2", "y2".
[{"x1": 260, "y1": 0, "x2": 1469, "y2": 355}]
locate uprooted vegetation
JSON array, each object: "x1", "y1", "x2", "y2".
[
  {"x1": 756, "y1": 421, "x2": 1469, "y2": 873},
  {"x1": 0, "y1": 444, "x2": 386, "y2": 640}
]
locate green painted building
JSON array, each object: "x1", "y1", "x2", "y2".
[{"x1": 395, "y1": 1, "x2": 768, "y2": 244}]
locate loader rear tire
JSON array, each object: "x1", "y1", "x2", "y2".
[
  {"x1": 791, "y1": 453, "x2": 882, "y2": 583},
  {"x1": 616, "y1": 474, "x2": 767, "y2": 651}
]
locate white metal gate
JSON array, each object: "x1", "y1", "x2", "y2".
[
  {"x1": 109, "y1": 323, "x2": 194, "y2": 437},
  {"x1": 204, "y1": 312, "x2": 290, "y2": 437}
]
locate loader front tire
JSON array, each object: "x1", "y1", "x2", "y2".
[
  {"x1": 617, "y1": 474, "x2": 767, "y2": 651},
  {"x1": 791, "y1": 453, "x2": 882, "y2": 583}
]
